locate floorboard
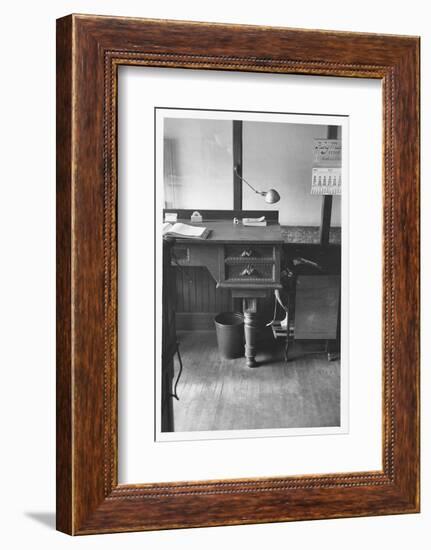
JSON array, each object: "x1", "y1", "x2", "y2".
[{"x1": 171, "y1": 330, "x2": 340, "y2": 433}]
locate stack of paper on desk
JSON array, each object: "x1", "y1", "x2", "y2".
[
  {"x1": 242, "y1": 216, "x2": 267, "y2": 227},
  {"x1": 163, "y1": 222, "x2": 210, "y2": 240}
]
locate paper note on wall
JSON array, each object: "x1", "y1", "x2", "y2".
[{"x1": 311, "y1": 138, "x2": 342, "y2": 195}]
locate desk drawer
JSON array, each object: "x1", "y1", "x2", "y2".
[
  {"x1": 225, "y1": 244, "x2": 274, "y2": 261},
  {"x1": 225, "y1": 262, "x2": 275, "y2": 282}
]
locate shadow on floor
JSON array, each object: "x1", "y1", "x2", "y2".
[{"x1": 25, "y1": 511, "x2": 56, "y2": 530}]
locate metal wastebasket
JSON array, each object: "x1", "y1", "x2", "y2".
[{"x1": 214, "y1": 312, "x2": 244, "y2": 359}]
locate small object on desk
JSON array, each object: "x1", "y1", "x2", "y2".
[
  {"x1": 164, "y1": 212, "x2": 178, "y2": 223},
  {"x1": 233, "y1": 217, "x2": 240, "y2": 225},
  {"x1": 163, "y1": 222, "x2": 210, "y2": 240},
  {"x1": 190, "y1": 211, "x2": 203, "y2": 223},
  {"x1": 242, "y1": 216, "x2": 267, "y2": 227}
]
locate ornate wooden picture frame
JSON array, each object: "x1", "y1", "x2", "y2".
[{"x1": 56, "y1": 14, "x2": 420, "y2": 534}]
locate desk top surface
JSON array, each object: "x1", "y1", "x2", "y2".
[{"x1": 175, "y1": 220, "x2": 284, "y2": 244}]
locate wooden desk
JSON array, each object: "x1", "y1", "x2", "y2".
[{"x1": 171, "y1": 221, "x2": 283, "y2": 367}]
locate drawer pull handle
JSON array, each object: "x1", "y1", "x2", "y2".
[
  {"x1": 240, "y1": 265, "x2": 256, "y2": 277},
  {"x1": 240, "y1": 248, "x2": 254, "y2": 257}
]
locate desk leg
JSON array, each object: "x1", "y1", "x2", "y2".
[{"x1": 243, "y1": 298, "x2": 258, "y2": 368}]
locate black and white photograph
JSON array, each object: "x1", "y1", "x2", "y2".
[{"x1": 157, "y1": 108, "x2": 347, "y2": 440}]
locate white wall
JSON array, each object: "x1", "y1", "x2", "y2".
[
  {"x1": 243, "y1": 121, "x2": 341, "y2": 225},
  {"x1": 0, "y1": 1, "x2": 428, "y2": 550},
  {"x1": 164, "y1": 118, "x2": 233, "y2": 209}
]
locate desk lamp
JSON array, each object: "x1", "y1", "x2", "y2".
[{"x1": 234, "y1": 166, "x2": 281, "y2": 204}]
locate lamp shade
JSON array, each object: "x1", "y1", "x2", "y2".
[{"x1": 264, "y1": 189, "x2": 281, "y2": 204}]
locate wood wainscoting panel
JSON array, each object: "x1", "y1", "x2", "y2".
[{"x1": 175, "y1": 267, "x2": 233, "y2": 329}]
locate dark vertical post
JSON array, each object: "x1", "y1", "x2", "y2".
[
  {"x1": 233, "y1": 120, "x2": 243, "y2": 210},
  {"x1": 319, "y1": 195, "x2": 333, "y2": 245},
  {"x1": 319, "y1": 125, "x2": 338, "y2": 245}
]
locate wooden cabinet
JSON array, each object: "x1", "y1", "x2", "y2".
[{"x1": 294, "y1": 275, "x2": 340, "y2": 340}]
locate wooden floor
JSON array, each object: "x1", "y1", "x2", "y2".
[{"x1": 172, "y1": 330, "x2": 340, "y2": 433}]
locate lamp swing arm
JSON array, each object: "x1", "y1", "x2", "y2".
[
  {"x1": 233, "y1": 165, "x2": 281, "y2": 204},
  {"x1": 234, "y1": 165, "x2": 266, "y2": 196}
]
